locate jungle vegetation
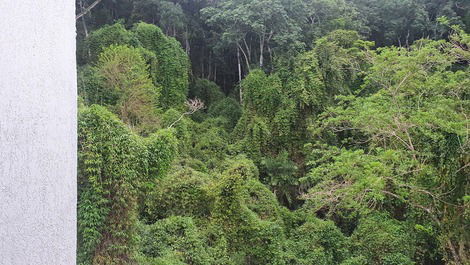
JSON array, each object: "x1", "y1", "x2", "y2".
[{"x1": 76, "y1": 0, "x2": 469, "y2": 264}]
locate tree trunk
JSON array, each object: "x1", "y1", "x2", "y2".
[
  {"x1": 268, "y1": 45, "x2": 273, "y2": 71},
  {"x1": 259, "y1": 35, "x2": 265, "y2": 68},
  {"x1": 447, "y1": 239, "x2": 462, "y2": 265},
  {"x1": 81, "y1": 17, "x2": 88, "y2": 37},
  {"x1": 243, "y1": 38, "x2": 251, "y2": 61},
  {"x1": 214, "y1": 64, "x2": 217, "y2": 83},
  {"x1": 237, "y1": 42, "x2": 251, "y2": 72},
  {"x1": 201, "y1": 55, "x2": 205, "y2": 78},
  {"x1": 185, "y1": 30, "x2": 190, "y2": 55},
  {"x1": 237, "y1": 46, "x2": 243, "y2": 104},
  {"x1": 266, "y1": 30, "x2": 274, "y2": 69},
  {"x1": 79, "y1": 0, "x2": 91, "y2": 59}
]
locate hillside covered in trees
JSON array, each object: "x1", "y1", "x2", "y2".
[{"x1": 76, "y1": 0, "x2": 469, "y2": 264}]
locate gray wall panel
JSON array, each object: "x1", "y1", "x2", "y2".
[{"x1": 0, "y1": 1, "x2": 77, "y2": 264}]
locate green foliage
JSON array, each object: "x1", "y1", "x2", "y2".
[
  {"x1": 300, "y1": 0, "x2": 365, "y2": 46},
  {"x1": 76, "y1": 3, "x2": 470, "y2": 265},
  {"x1": 220, "y1": 155, "x2": 260, "y2": 180},
  {"x1": 312, "y1": 30, "x2": 373, "y2": 97},
  {"x1": 286, "y1": 218, "x2": 350, "y2": 264},
  {"x1": 78, "y1": 105, "x2": 146, "y2": 264},
  {"x1": 80, "y1": 22, "x2": 191, "y2": 111},
  {"x1": 208, "y1": 97, "x2": 242, "y2": 131},
  {"x1": 211, "y1": 163, "x2": 287, "y2": 264},
  {"x1": 260, "y1": 151, "x2": 298, "y2": 205},
  {"x1": 78, "y1": 105, "x2": 177, "y2": 265},
  {"x1": 189, "y1": 78, "x2": 225, "y2": 108},
  {"x1": 242, "y1": 178, "x2": 282, "y2": 221},
  {"x1": 140, "y1": 216, "x2": 215, "y2": 265},
  {"x1": 350, "y1": 214, "x2": 415, "y2": 265},
  {"x1": 284, "y1": 49, "x2": 325, "y2": 110},
  {"x1": 95, "y1": 45, "x2": 161, "y2": 134},
  {"x1": 193, "y1": 129, "x2": 228, "y2": 168},
  {"x1": 202, "y1": 0, "x2": 303, "y2": 68},
  {"x1": 84, "y1": 23, "x2": 140, "y2": 62},
  {"x1": 144, "y1": 129, "x2": 178, "y2": 178},
  {"x1": 340, "y1": 256, "x2": 369, "y2": 265},
  {"x1": 161, "y1": 108, "x2": 194, "y2": 151},
  {"x1": 132, "y1": 0, "x2": 185, "y2": 36},
  {"x1": 232, "y1": 114, "x2": 271, "y2": 163},
  {"x1": 302, "y1": 148, "x2": 406, "y2": 214},
  {"x1": 305, "y1": 33, "x2": 469, "y2": 263},
  {"x1": 146, "y1": 168, "x2": 212, "y2": 221},
  {"x1": 261, "y1": 151, "x2": 297, "y2": 186},
  {"x1": 155, "y1": 1, "x2": 186, "y2": 36},
  {"x1": 241, "y1": 69, "x2": 282, "y2": 117},
  {"x1": 133, "y1": 22, "x2": 190, "y2": 109},
  {"x1": 77, "y1": 65, "x2": 108, "y2": 106}
]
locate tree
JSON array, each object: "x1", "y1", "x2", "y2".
[
  {"x1": 95, "y1": 45, "x2": 160, "y2": 134},
  {"x1": 139, "y1": 216, "x2": 215, "y2": 265},
  {"x1": 133, "y1": 22, "x2": 190, "y2": 109},
  {"x1": 303, "y1": 34, "x2": 469, "y2": 263},
  {"x1": 300, "y1": 0, "x2": 365, "y2": 47},
  {"x1": 82, "y1": 23, "x2": 139, "y2": 63},
  {"x1": 202, "y1": 0, "x2": 302, "y2": 71},
  {"x1": 77, "y1": 105, "x2": 177, "y2": 264},
  {"x1": 350, "y1": 214, "x2": 415, "y2": 265}
]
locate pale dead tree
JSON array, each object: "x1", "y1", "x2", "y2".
[
  {"x1": 76, "y1": 0, "x2": 103, "y2": 20},
  {"x1": 169, "y1": 98, "x2": 205, "y2": 128},
  {"x1": 79, "y1": 0, "x2": 89, "y2": 37}
]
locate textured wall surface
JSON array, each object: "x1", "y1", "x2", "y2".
[{"x1": 0, "y1": 1, "x2": 76, "y2": 264}]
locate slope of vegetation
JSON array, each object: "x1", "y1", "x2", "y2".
[{"x1": 76, "y1": 1, "x2": 469, "y2": 264}]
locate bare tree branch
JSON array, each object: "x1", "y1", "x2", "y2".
[
  {"x1": 169, "y1": 98, "x2": 205, "y2": 128},
  {"x1": 76, "y1": 0, "x2": 102, "y2": 20}
]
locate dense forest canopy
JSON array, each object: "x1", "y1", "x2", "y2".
[{"x1": 76, "y1": 0, "x2": 469, "y2": 264}]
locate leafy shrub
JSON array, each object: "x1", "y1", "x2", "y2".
[
  {"x1": 189, "y1": 78, "x2": 225, "y2": 108},
  {"x1": 146, "y1": 168, "x2": 213, "y2": 221},
  {"x1": 350, "y1": 214, "x2": 415, "y2": 265},
  {"x1": 140, "y1": 216, "x2": 214, "y2": 265}
]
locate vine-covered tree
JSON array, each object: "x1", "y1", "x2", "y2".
[{"x1": 77, "y1": 105, "x2": 177, "y2": 264}]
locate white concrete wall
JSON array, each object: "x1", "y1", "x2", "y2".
[{"x1": 0, "y1": 1, "x2": 77, "y2": 264}]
